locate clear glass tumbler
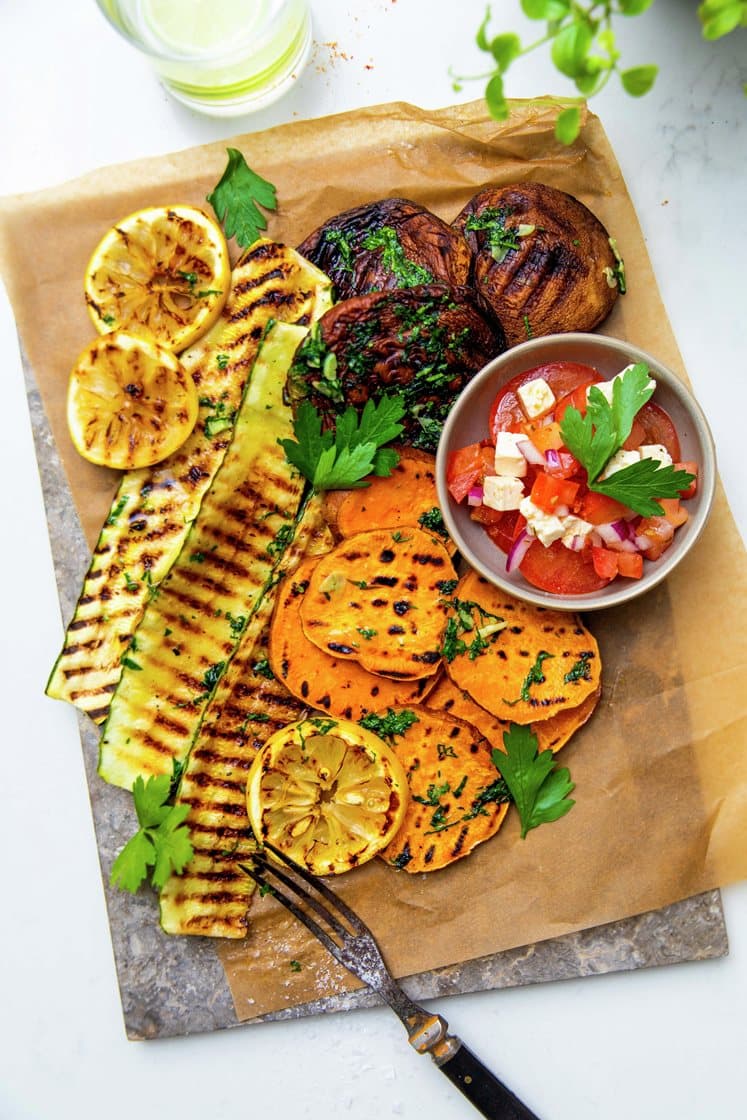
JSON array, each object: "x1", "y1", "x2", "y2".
[{"x1": 95, "y1": 0, "x2": 312, "y2": 116}]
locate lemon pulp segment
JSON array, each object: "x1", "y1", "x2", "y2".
[
  {"x1": 66, "y1": 330, "x2": 199, "y2": 469},
  {"x1": 84, "y1": 204, "x2": 230, "y2": 352},
  {"x1": 246, "y1": 719, "x2": 409, "y2": 875}
]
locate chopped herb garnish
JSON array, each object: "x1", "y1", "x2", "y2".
[
  {"x1": 217, "y1": 353, "x2": 230, "y2": 369},
  {"x1": 106, "y1": 495, "x2": 129, "y2": 526},
  {"x1": 564, "y1": 652, "x2": 593, "y2": 684},
  {"x1": 417, "y1": 506, "x2": 449, "y2": 539},
  {"x1": 362, "y1": 226, "x2": 434, "y2": 287},
  {"x1": 252, "y1": 657, "x2": 275, "y2": 680},
  {"x1": 359, "y1": 708, "x2": 419, "y2": 741}
]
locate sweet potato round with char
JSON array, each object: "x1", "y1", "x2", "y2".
[
  {"x1": 269, "y1": 556, "x2": 441, "y2": 719},
  {"x1": 452, "y1": 182, "x2": 619, "y2": 345},
  {"x1": 444, "y1": 570, "x2": 601, "y2": 724},
  {"x1": 286, "y1": 284, "x2": 506, "y2": 453},
  {"x1": 299, "y1": 527, "x2": 457, "y2": 679},
  {"x1": 297, "y1": 197, "x2": 472, "y2": 300},
  {"x1": 379, "y1": 705, "x2": 510, "y2": 873}
]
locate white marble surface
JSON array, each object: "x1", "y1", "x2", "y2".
[{"x1": 1, "y1": 2, "x2": 745, "y2": 1118}]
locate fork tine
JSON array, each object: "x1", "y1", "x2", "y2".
[
  {"x1": 238, "y1": 861, "x2": 346, "y2": 967},
  {"x1": 248, "y1": 848, "x2": 351, "y2": 943},
  {"x1": 260, "y1": 841, "x2": 369, "y2": 934}
]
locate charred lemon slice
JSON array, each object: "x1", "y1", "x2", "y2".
[
  {"x1": 67, "y1": 330, "x2": 199, "y2": 469},
  {"x1": 84, "y1": 204, "x2": 230, "y2": 352},
  {"x1": 246, "y1": 718, "x2": 409, "y2": 875}
]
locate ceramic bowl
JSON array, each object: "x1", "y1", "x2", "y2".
[{"x1": 435, "y1": 333, "x2": 716, "y2": 611}]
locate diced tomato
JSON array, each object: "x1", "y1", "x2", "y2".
[
  {"x1": 591, "y1": 546, "x2": 619, "y2": 581},
  {"x1": 519, "y1": 539, "x2": 611, "y2": 594},
  {"x1": 446, "y1": 443, "x2": 495, "y2": 503},
  {"x1": 483, "y1": 510, "x2": 526, "y2": 554},
  {"x1": 676, "y1": 461, "x2": 698, "y2": 499},
  {"x1": 636, "y1": 516, "x2": 675, "y2": 560},
  {"x1": 577, "y1": 490, "x2": 632, "y2": 525},
  {"x1": 553, "y1": 380, "x2": 598, "y2": 423},
  {"x1": 634, "y1": 401, "x2": 681, "y2": 460},
  {"x1": 490, "y1": 362, "x2": 603, "y2": 438},
  {"x1": 545, "y1": 449, "x2": 581, "y2": 480},
  {"x1": 530, "y1": 472, "x2": 580, "y2": 514},
  {"x1": 622, "y1": 418, "x2": 646, "y2": 451},
  {"x1": 658, "y1": 498, "x2": 689, "y2": 528},
  {"x1": 521, "y1": 419, "x2": 564, "y2": 452},
  {"x1": 616, "y1": 552, "x2": 644, "y2": 580}
]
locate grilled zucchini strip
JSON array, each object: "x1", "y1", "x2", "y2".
[
  {"x1": 158, "y1": 498, "x2": 332, "y2": 937},
  {"x1": 98, "y1": 321, "x2": 309, "y2": 790},
  {"x1": 46, "y1": 241, "x2": 332, "y2": 723}
]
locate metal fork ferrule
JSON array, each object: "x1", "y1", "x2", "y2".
[{"x1": 407, "y1": 1013, "x2": 451, "y2": 1055}]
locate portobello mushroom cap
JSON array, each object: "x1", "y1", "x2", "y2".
[
  {"x1": 297, "y1": 197, "x2": 472, "y2": 301},
  {"x1": 452, "y1": 182, "x2": 620, "y2": 346},
  {"x1": 287, "y1": 284, "x2": 506, "y2": 453}
]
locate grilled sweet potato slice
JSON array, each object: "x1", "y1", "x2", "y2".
[
  {"x1": 299, "y1": 527, "x2": 457, "y2": 679},
  {"x1": 444, "y1": 570, "x2": 601, "y2": 724},
  {"x1": 322, "y1": 449, "x2": 450, "y2": 547},
  {"x1": 452, "y1": 182, "x2": 619, "y2": 345},
  {"x1": 379, "y1": 706, "x2": 510, "y2": 872},
  {"x1": 297, "y1": 197, "x2": 471, "y2": 300},
  {"x1": 286, "y1": 284, "x2": 506, "y2": 452},
  {"x1": 425, "y1": 673, "x2": 600, "y2": 754},
  {"x1": 270, "y1": 556, "x2": 441, "y2": 718}
]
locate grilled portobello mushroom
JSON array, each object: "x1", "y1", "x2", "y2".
[
  {"x1": 287, "y1": 284, "x2": 506, "y2": 452},
  {"x1": 452, "y1": 182, "x2": 621, "y2": 346},
  {"x1": 297, "y1": 197, "x2": 472, "y2": 300}
]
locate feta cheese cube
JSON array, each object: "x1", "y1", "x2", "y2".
[
  {"x1": 560, "y1": 515, "x2": 594, "y2": 550},
  {"x1": 639, "y1": 444, "x2": 673, "y2": 468},
  {"x1": 493, "y1": 431, "x2": 528, "y2": 477},
  {"x1": 599, "y1": 448, "x2": 641, "y2": 480},
  {"x1": 517, "y1": 377, "x2": 555, "y2": 420},
  {"x1": 519, "y1": 497, "x2": 566, "y2": 547},
  {"x1": 483, "y1": 475, "x2": 525, "y2": 512}
]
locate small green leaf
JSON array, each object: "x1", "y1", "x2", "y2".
[
  {"x1": 485, "y1": 72, "x2": 508, "y2": 120},
  {"x1": 490, "y1": 32, "x2": 521, "y2": 71},
  {"x1": 551, "y1": 21, "x2": 593, "y2": 79},
  {"x1": 555, "y1": 106, "x2": 581, "y2": 145},
  {"x1": 207, "y1": 147, "x2": 277, "y2": 248},
  {"x1": 476, "y1": 5, "x2": 492, "y2": 50},
  {"x1": 699, "y1": 3, "x2": 744, "y2": 40},
  {"x1": 521, "y1": 0, "x2": 570, "y2": 20},
  {"x1": 620, "y1": 64, "x2": 658, "y2": 97},
  {"x1": 619, "y1": 0, "x2": 655, "y2": 14}
]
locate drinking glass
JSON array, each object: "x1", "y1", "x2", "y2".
[{"x1": 95, "y1": 0, "x2": 312, "y2": 116}]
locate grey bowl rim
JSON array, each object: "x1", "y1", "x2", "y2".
[{"x1": 435, "y1": 332, "x2": 717, "y2": 612}]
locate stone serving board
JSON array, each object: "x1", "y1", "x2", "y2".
[{"x1": 25, "y1": 353, "x2": 729, "y2": 1040}]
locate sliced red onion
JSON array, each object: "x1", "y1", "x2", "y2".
[
  {"x1": 565, "y1": 535, "x2": 587, "y2": 552},
  {"x1": 610, "y1": 518, "x2": 636, "y2": 540},
  {"x1": 506, "y1": 528, "x2": 533, "y2": 572},
  {"x1": 545, "y1": 448, "x2": 561, "y2": 470},
  {"x1": 516, "y1": 438, "x2": 547, "y2": 467},
  {"x1": 467, "y1": 485, "x2": 483, "y2": 507},
  {"x1": 595, "y1": 522, "x2": 623, "y2": 545}
]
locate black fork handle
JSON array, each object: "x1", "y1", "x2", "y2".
[{"x1": 438, "y1": 1039, "x2": 542, "y2": 1120}]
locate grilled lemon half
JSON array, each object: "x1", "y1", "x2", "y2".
[
  {"x1": 84, "y1": 204, "x2": 230, "y2": 353},
  {"x1": 67, "y1": 330, "x2": 199, "y2": 469},
  {"x1": 246, "y1": 718, "x2": 409, "y2": 875}
]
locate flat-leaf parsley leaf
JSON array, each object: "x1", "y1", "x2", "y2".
[
  {"x1": 496, "y1": 723, "x2": 575, "y2": 838},
  {"x1": 560, "y1": 363, "x2": 695, "y2": 516},
  {"x1": 110, "y1": 771, "x2": 193, "y2": 893},
  {"x1": 279, "y1": 394, "x2": 405, "y2": 491},
  {"x1": 207, "y1": 148, "x2": 277, "y2": 249}
]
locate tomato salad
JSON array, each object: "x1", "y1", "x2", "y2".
[{"x1": 445, "y1": 361, "x2": 697, "y2": 596}]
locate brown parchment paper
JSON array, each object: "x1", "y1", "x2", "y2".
[{"x1": 2, "y1": 99, "x2": 745, "y2": 1024}]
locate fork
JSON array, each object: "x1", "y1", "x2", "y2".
[{"x1": 241, "y1": 844, "x2": 542, "y2": 1120}]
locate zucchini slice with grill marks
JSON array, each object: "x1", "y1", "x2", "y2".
[
  {"x1": 158, "y1": 498, "x2": 332, "y2": 937},
  {"x1": 46, "y1": 241, "x2": 332, "y2": 723},
  {"x1": 98, "y1": 321, "x2": 309, "y2": 791}
]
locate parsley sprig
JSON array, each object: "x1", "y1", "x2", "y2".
[
  {"x1": 497, "y1": 724, "x2": 575, "y2": 838},
  {"x1": 109, "y1": 766, "x2": 193, "y2": 893},
  {"x1": 559, "y1": 363, "x2": 695, "y2": 516},
  {"x1": 207, "y1": 148, "x2": 277, "y2": 249},
  {"x1": 279, "y1": 395, "x2": 405, "y2": 491}
]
